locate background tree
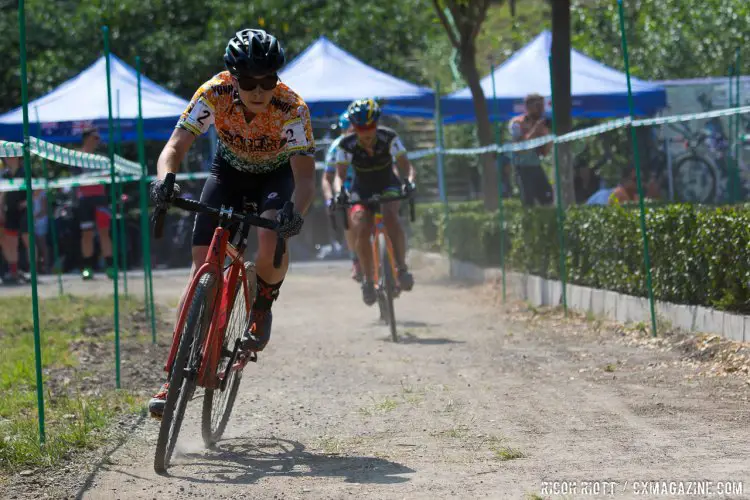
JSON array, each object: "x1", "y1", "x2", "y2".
[
  {"x1": 432, "y1": 0, "x2": 497, "y2": 209},
  {"x1": 571, "y1": 0, "x2": 750, "y2": 80},
  {"x1": 550, "y1": 0, "x2": 575, "y2": 206}
]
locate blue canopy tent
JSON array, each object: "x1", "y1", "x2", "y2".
[
  {"x1": 279, "y1": 36, "x2": 434, "y2": 118},
  {"x1": 441, "y1": 31, "x2": 666, "y2": 123},
  {"x1": 0, "y1": 54, "x2": 189, "y2": 143}
]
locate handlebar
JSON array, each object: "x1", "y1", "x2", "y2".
[
  {"x1": 152, "y1": 172, "x2": 291, "y2": 269},
  {"x1": 332, "y1": 183, "x2": 416, "y2": 231}
]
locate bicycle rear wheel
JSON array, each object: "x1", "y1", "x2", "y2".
[
  {"x1": 154, "y1": 272, "x2": 217, "y2": 473},
  {"x1": 377, "y1": 232, "x2": 398, "y2": 342},
  {"x1": 202, "y1": 262, "x2": 256, "y2": 447}
]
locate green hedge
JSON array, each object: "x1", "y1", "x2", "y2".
[{"x1": 412, "y1": 201, "x2": 750, "y2": 314}]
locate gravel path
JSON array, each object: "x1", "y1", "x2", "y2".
[{"x1": 6, "y1": 260, "x2": 750, "y2": 499}]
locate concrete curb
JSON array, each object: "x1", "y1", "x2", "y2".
[{"x1": 410, "y1": 250, "x2": 746, "y2": 342}]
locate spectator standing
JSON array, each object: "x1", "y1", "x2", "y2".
[
  {"x1": 0, "y1": 157, "x2": 32, "y2": 284},
  {"x1": 508, "y1": 93, "x2": 554, "y2": 206},
  {"x1": 75, "y1": 127, "x2": 114, "y2": 280}
]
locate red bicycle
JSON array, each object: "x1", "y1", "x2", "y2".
[{"x1": 151, "y1": 172, "x2": 291, "y2": 472}]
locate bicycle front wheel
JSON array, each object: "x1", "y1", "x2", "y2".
[
  {"x1": 377, "y1": 232, "x2": 398, "y2": 342},
  {"x1": 673, "y1": 154, "x2": 718, "y2": 203},
  {"x1": 154, "y1": 272, "x2": 217, "y2": 473},
  {"x1": 201, "y1": 262, "x2": 256, "y2": 447}
]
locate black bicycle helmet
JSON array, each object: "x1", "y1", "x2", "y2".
[{"x1": 224, "y1": 29, "x2": 286, "y2": 77}]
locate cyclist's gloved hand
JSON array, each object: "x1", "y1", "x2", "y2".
[
  {"x1": 335, "y1": 191, "x2": 349, "y2": 206},
  {"x1": 150, "y1": 178, "x2": 181, "y2": 205},
  {"x1": 403, "y1": 180, "x2": 416, "y2": 194},
  {"x1": 277, "y1": 210, "x2": 304, "y2": 239}
]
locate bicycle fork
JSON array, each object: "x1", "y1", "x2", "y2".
[{"x1": 371, "y1": 213, "x2": 399, "y2": 293}]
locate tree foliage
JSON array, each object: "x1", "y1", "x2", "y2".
[
  {"x1": 0, "y1": 0, "x2": 438, "y2": 113},
  {"x1": 571, "y1": 0, "x2": 750, "y2": 80},
  {"x1": 432, "y1": 0, "x2": 498, "y2": 208}
]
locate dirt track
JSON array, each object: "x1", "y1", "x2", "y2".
[{"x1": 8, "y1": 260, "x2": 750, "y2": 499}]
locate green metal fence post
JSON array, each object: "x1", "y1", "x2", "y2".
[
  {"x1": 547, "y1": 55, "x2": 568, "y2": 316},
  {"x1": 115, "y1": 90, "x2": 128, "y2": 296},
  {"x1": 19, "y1": 0, "x2": 46, "y2": 443},
  {"x1": 103, "y1": 26, "x2": 121, "y2": 388},
  {"x1": 618, "y1": 0, "x2": 658, "y2": 337},
  {"x1": 35, "y1": 108, "x2": 63, "y2": 296},
  {"x1": 489, "y1": 65, "x2": 507, "y2": 302},
  {"x1": 735, "y1": 48, "x2": 742, "y2": 203},
  {"x1": 728, "y1": 62, "x2": 738, "y2": 203},
  {"x1": 136, "y1": 56, "x2": 158, "y2": 343},
  {"x1": 434, "y1": 81, "x2": 452, "y2": 278}
]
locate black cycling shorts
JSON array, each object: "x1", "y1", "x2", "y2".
[
  {"x1": 78, "y1": 195, "x2": 112, "y2": 230},
  {"x1": 191, "y1": 156, "x2": 295, "y2": 247},
  {"x1": 3, "y1": 192, "x2": 28, "y2": 234},
  {"x1": 350, "y1": 169, "x2": 401, "y2": 203}
]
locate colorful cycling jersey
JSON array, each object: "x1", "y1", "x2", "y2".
[
  {"x1": 333, "y1": 127, "x2": 407, "y2": 174},
  {"x1": 325, "y1": 135, "x2": 355, "y2": 189},
  {"x1": 177, "y1": 71, "x2": 315, "y2": 174},
  {"x1": 324, "y1": 135, "x2": 345, "y2": 174}
]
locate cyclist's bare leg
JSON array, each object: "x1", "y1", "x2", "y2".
[
  {"x1": 2, "y1": 232, "x2": 19, "y2": 274},
  {"x1": 80, "y1": 229, "x2": 95, "y2": 262},
  {"x1": 382, "y1": 201, "x2": 406, "y2": 268},
  {"x1": 351, "y1": 208, "x2": 375, "y2": 281},
  {"x1": 333, "y1": 176, "x2": 357, "y2": 260},
  {"x1": 344, "y1": 227, "x2": 356, "y2": 256},
  {"x1": 254, "y1": 209, "x2": 288, "y2": 284},
  {"x1": 21, "y1": 233, "x2": 34, "y2": 269},
  {"x1": 239, "y1": 209, "x2": 289, "y2": 351},
  {"x1": 98, "y1": 225, "x2": 113, "y2": 259}
]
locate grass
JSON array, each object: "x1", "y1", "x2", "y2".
[
  {"x1": 359, "y1": 395, "x2": 402, "y2": 416},
  {"x1": 315, "y1": 435, "x2": 364, "y2": 456},
  {"x1": 432, "y1": 425, "x2": 470, "y2": 439},
  {"x1": 492, "y1": 445, "x2": 526, "y2": 461},
  {"x1": 443, "y1": 397, "x2": 458, "y2": 413},
  {"x1": 486, "y1": 435, "x2": 525, "y2": 461},
  {"x1": 0, "y1": 295, "x2": 144, "y2": 473},
  {"x1": 400, "y1": 381, "x2": 425, "y2": 405},
  {"x1": 374, "y1": 397, "x2": 399, "y2": 413},
  {"x1": 634, "y1": 321, "x2": 649, "y2": 334},
  {"x1": 403, "y1": 394, "x2": 424, "y2": 405},
  {"x1": 316, "y1": 436, "x2": 345, "y2": 455}
]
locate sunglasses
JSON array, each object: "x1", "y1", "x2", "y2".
[
  {"x1": 353, "y1": 122, "x2": 378, "y2": 132},
  {"x1": 235, "y1": 74, "x2": 279, "y2": 92}
]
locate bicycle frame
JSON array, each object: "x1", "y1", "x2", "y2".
[
  {"x1": 370, "y1": 211, "x2": 398, "y2": 289},
  {"x1": 163, "y1": 225, "x2": 252, "y2": 390}
]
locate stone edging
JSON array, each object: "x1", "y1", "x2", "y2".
[{"x1": 410, "y1": 250, "x2": 747, "y2": 342}]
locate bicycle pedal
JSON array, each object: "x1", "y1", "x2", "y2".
[{"x1": 233, "y1": 350, "x2": 258, "y2": 370}]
